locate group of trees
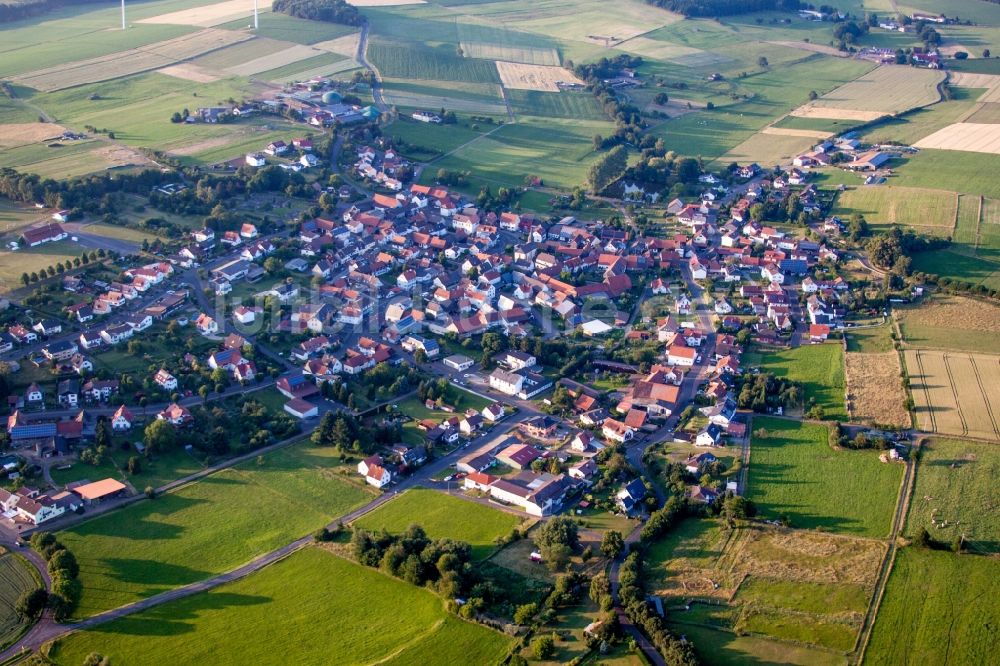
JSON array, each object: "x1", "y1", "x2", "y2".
[
  {"x1": 645, "y1": 0, "x2": 800, "y2": 16},
  {"x1": 533, "y1": 516, "x2": 580, "y2": 571},
  {"x1": 351, "y1": 525, "x2": 485, "y2": 610},
  {"x1": 29, "y1": 532, "x2": 81, "y2": 620},
  {"x1": 574, "y1": 55, "x2": 646, "y2": 148},
  {"x1": 735, "y1": 372, "x2": 802, "y2": 413},
  {"x1": 588, "y1": 145, "x2": 629, "y2": 194},
  {"x1": 0, "y1": 0, "x2": 109, "y2": 23},
  {"x1": 272, "y1": 0, "x2": 362, "y2": 26}
]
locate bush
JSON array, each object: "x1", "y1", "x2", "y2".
[{"x1": 532, "y1": 634, "x2": 555, "y2": 660}]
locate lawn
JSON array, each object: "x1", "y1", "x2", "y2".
[
  {"x1": 757, "y1": 343, "x2": 847, "y2": 420},
  {"x1": 0, "y1": 550, "x2": 42, "y2": 651},
  {"x1": 748, "y1": 417, "x2": 902, "y2": 538},
  {"x1": 864, "y1": 548, "x2": 1000, "y2": 665},
  {"x1": 833, "y1": 186, "x2": 957, "y2": 236},
  {"x1": 905, "y1": 438, "x2": 1000, "y2": 553},
  {"x1": 395, "y1": 385, "x2": 490, "y2": 421},
  {"x1": 46, "y1": 547, "x2": 513, "y2": 666},
  {"x1": 353, "y1": 489, "x2": 521, "y2": 560},
  {"x1": 58, "y1": 441, "x2": 375, "y2": 618}
]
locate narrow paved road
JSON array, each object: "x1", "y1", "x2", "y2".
[{"x1": 356, "y1": 23, "x2": 388, "y2": 113}]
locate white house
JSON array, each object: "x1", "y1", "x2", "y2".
[
  {"x1": 154, "y1": 369, "x2": 178, "y2": 391},
  {"x1": 489, "y1": 368, "x2": 524, "y2": 396},
  {"x1": 111, "y1": 404, "x2": 134, "y2": 431}
]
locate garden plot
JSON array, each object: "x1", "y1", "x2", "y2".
[
  {"x1": 139, "y1": 0, "x2": 274, "y2": 27},
  {"x1": 495, "y1": 61, "x2": 583, "y2": 92},
  {"x1": 906, "y1": 349, "x2": 1000, "y2": 440},
  {"x1": 226, "y1": 43, "x2": 330, "y2": 77},
  {"x1": 914, "y1": 122, "x2": 1000, "y2": 154},
  {"x1": 12, "y1": 28, "x2": 252, "y2": 91}
]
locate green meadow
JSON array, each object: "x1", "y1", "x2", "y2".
[
  {"x1": 748, "y1": 417, "x2": 902, "y2": 538},
  {"x1": 58, "y1": 442, "x2": 374, "y2": 618},
  {"x1": 47, "y1": 547, "x2": 513, "y2": 666}
]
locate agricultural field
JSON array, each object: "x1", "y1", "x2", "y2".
[
  {"x1": 748, "y1": 417, "x2": 902, "y2": 538},
  {"x1": 865, "y1": 548, "x2": 1000, "y2": 666},
  {"x1": 906, "y1": 437, "x2": 1000, "y2": 553},
  {"x1": 757, "y1": 343, "x2": 847, "y2": 420},
  {"x1": 494, "y1": 61, "x2": 582, "y2": 92},
  {"x1": 888, "y1": 149, "x2": 1000, "y2": 199},
  {"x1": 802, "y1": 65, "x2": 944, "y2": 116},
  {"x1": 905, "y1": 349, "x2": 1000, "y2": 441},
  {"x1": 914, "y1": 122, "x2": 1000, "y2": 155},
  {"x1": 860, "y1": 87, "x2": 986, "y2": 146},
  {"x1": 381, "y1": 78, "x2": 507, "y2": 116},
  {"x1": 0, "y1": 550, "x2": 41, "y2": 651},
  {"x1": 12, "y1": 28, "x2": 253, "y2": 92},
  {"x1": 216, "y1": 11, "x2": 359, "y2": 45},
  {"x1": 716, "y1": 131, "x2": 817, "y2": 169},
  {"x1": 833, "y1": 186, "x2": 957, "y2": 236},
  {"x1": 648, "y1": 520, "x2": 882, "y2": 657},
  {"x1": 0, "y1": 240, "x2": 84, "y2": 292},
  {"x1": 505, "y1": 89, "x2": 605, "y2": 121},
  {"x1": 382, "y1": 116, "x2": 493, "y2": 160},
  {"x1": 57, "y1": 441, "x2": 375, "y2": 618},
  {"x1": 353, "y1": 489, "x2": 521, "y2": 560},
  {"x1": 844, "y1": 323, "x2": 894, "y2": 354},
  {"x1": 896, "y1": 295, "x2": 1000, "y2": 354},
  {"x1": 845, "y1": 351, "x2": 910, "y2": 428},
  {"x1": 46, "y1": 547, "x2": 514, "y2": 666}
]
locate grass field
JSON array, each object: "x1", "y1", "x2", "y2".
[
  {"x1": 905, "y1": 349, "x2": 1000, "y2": 441},
  {"x1": 353, "y1": 489, "x2": 521, "y2": 560},
  {"x1": 216, "y1": 11, "x2": 357, "y2": 45},
  {"x1": 382, "y1": 116, "x2": 493, "y2": 159},
  {"x1": 833, "y1": 186, "x2": 957, "y2": 236},
  {"x1": 810, "y1": 65, "x2": 944, "y2": 115},
  {"x1": 748, "y1": 417, "x2": 902, "y2": 537},
  {"x1": 58, "y1": 441, "x2": 375, "y2": 618},
  {"x1": 369, "y1": 38, "x2": 501, "y2": 84},
  {"x1": 0, "y1": 240, "x2": 82, "y2": 292},
  {"x1": 844, "y1": 324, "x2": 894, "y2": 354},
  {"x1": 0, "y1": 550, "x2": 41, "y2": 651},
  {"x1": 47, "y1": 547, "x2": 513, "y2": 666},
  {"x1": 648, "y1": 519, "x2": 881, "y2": 657},
  {"x1": 896, "y1": 296, "x2": 1000, "y2": 354},
  {"x1": 676, "y1": 623, "x2": 848, "y2": 666},
  {"x1": 426, "y1": 116, "x2": 613, "y2": 190},
  {"x1": 864, "y1": 548, "x2": 1000, "y2": 665},
  {"x1": 717, "y1": 131, "x2": 817, "y2": 168},
  {"x1": 906, "y1": 437, "x2": 1000, "y2": 553},
  {"x1": 889, "y1": 149, "x2": 1000, "y2": 199},
  {"x1": 505, "y1": 89, "x2": 604, "y2": 120},
  {"x1": 757, "y1": 343, "x2": 846, "y2": 420}
]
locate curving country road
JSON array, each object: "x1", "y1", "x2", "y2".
[{"x1": 356, "y1": 23, "x2": 388, "y2": 114}]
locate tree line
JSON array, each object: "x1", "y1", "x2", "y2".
[{"x1": 0, "y1": 0, "x2": 106, "y2": 24}]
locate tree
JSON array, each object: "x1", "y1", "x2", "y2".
[
  {"x1": 514, "y1": 602, "x2": 538, "y2": 625},
  {"x1": 145, "y1": 486, "x2": 156, "y2": 499},
  {"x1": 48, "y1": 549, "x2": 79, "y2": 578},
  {"x1": 143, "y1": 418, "x2": 176, "y2": 454},
  {"x1": 587, "y1": 145, "x2": 628, "y2": 193},
  {"x1": 312, "y1": 411, "x2": 336, "y2": 446},
  {"x1": 534, "y1": 516, "x2": 579, "y2": 571},
  {"x1": 984, "y1": 48, "x2": 991, "y2": 58},
  {"x1": 413, "y1": 348, "x2": 427, "y2": 365},
  {"x1": 127, "y1": 456, "x2": 141, "y2": 475},
  {"x1": 532, "y1": 635, "x2": 555, "y2": 660},
  {"x1": 757, "y1": 56, "x2": 769, "y2": 68},
  {"x1": 82, "y1": 654, "x2": 111, "y2": 666},
  {"x1": 601, "y1": 530, "x2": 625, "y2": 559},
  {"x1": 15, "y1": 588, "x2": 47, "y2": 619}
]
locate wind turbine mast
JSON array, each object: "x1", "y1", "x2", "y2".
[
  {"x1": 253, "y1": 0, "x2": 259, "y2": 30},
  {"x1": 121, "y1": 0, "x2": 126, "y2": 30}
]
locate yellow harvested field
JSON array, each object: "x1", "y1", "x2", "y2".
[
  {"x1": 950, "y1": 72, "x2": 1000, "y2": 89},
  {"x1": 761, "y1": 126, "x2": 833, "y2": 139},
  {"x1": 12, "y1": 29, "x2": 252, "y2": 91},
  {"x1": 810, "y1": 65, "x2": 944, "y2": 114},
  {"x1": 977, "y1": 85, "x2": 1000, "y2": 104},
  {"x1": 0, "y1": 123, "x2": 69, "y2": 148},
  {"x1": 906, "y1": 349, "x2": 1000, "y2": 441},
  {"x1": 495, "y1": 61, "x2": 583, "y2": 92},
  {"x1": 226, "y1": 44, "x2": 329, "y2": 76},
  {"x1": 914, "y1": 123, "x2": 1000, "y2": 154},
  {"x1": 789, "y1": 105, "x2": 886, "y2": 122},
  {"x1": 899, "y1": 296, "x2": 1000, "y2": 336},
  {"x1": 345, "y1": 0, "x2": 424, "y2": 5},
  {"x1": 139, "y1": 0, "x2": 273, "y2": 27},
  {"x1": 314, "y1": 34, "x2": 360, "y2": 58},
  {"x1": 766, "y1": 40, "x2": 847, "y2": 57},
  {"x1": 158, "y1": 63, "x2": 221, "y2": 83},
  {"x1": 845, "y1": 352, "x2": 910, "y2": 427}
]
